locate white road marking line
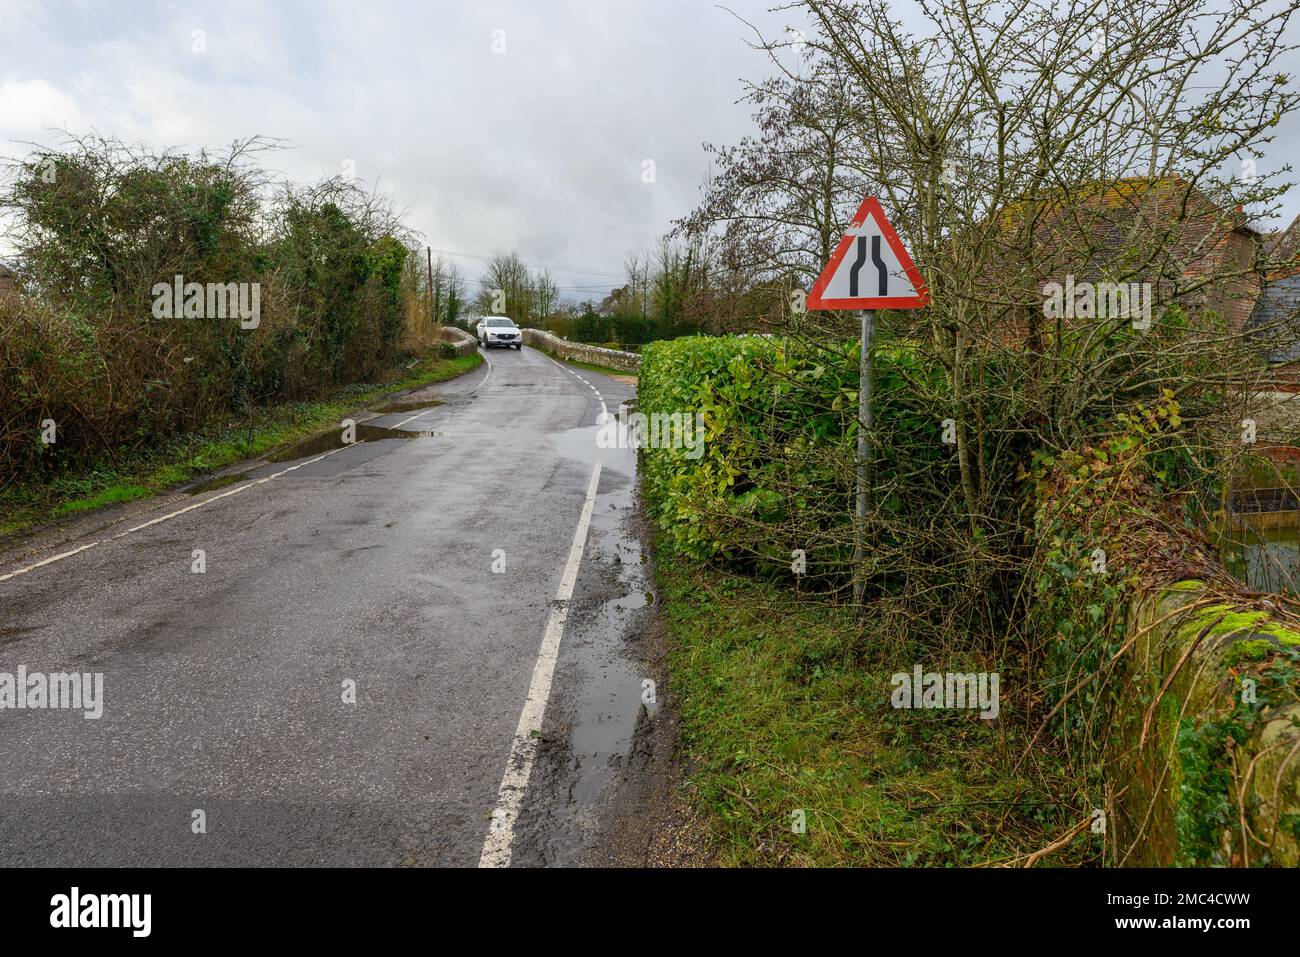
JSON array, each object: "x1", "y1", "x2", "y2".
[
  {"x1": 479, "y1": 352, "x2": 607, "y2": 867},
  {"x1": 393, "y1": 408, "x2": 432, "y2": 428},
  {"x1": 115, "y1": 445, "x2": 352, "y2": 537},
  {"x1": 0, "y1": 542, "x2": 101, "y2": 584},
  {"x1": 0, "y1": 444, "x2": 352, "y2": 584},
  {"x1": 538, "y1": 353, "x2": 608, "y2": 418},
  {"x1": 479, "y1": 459, "x2": 602, "y2": 868},
  {"x1": 475, "y1": 352, "x2": 494, "y2": 395}
]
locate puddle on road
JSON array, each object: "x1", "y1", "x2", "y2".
[
  {"x1": 546, "y1": 404, "x2": 639, "y2": 477},
  {"x1": 547, "y1": 427, "x2": 636, "y2": 477},
  {"x1": 185, "y1": 409, "x2": 445, "y2": 492},
  {"x1": 266, "y1": 423, "x2": 441, "y2": 462},
  {"x1": 527, "y1": 441, "x2": 659, "y2": 861},
  {"x1": 568, "y1": 560, "x2": 657, "y2": 807},
  {"x1": 185, "y1": 417, "x2": 443, "y2": 494}
]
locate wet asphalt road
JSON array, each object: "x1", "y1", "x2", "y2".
[{"x1": 0, "y1": 344, "x2": 650, "y2": 866}]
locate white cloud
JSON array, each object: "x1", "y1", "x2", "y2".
[{"x1": 0, "y1": 78, "x2": 86, "y2": 136}]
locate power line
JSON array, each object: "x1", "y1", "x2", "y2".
[
  {"x1": 427, "y1": 245, "x2": 627, "y2": 281},
  {"x1": 468, "y1": 277, "x2": 616, "y2": 295}
]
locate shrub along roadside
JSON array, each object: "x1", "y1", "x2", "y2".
[
  {"x1": 637, "y1": 334, "x2": 1078, "y2": 865},
  {"x1": 0, "y1": 135, "x2": 436, "y2": 487},
  {"x1": 0, "y1": 351, "x2": 481, "y2": 538},
  {"x1": 638, "y1": 333, "x2": 954, "y2": 592}
]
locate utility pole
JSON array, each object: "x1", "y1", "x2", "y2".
[
  {"x1": 852, "y1": 309, "x2": 875, "y2": 610},
  {"x1": 427, "y1": 247, "x2": 435, "y2": 327}
]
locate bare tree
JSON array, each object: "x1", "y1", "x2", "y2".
[
  {"x1": 475, "y1": 251, "x2": 534, "y2": 323},
  {"x1": 535, "y1": 268, "x2": 561, "y2": 321}
]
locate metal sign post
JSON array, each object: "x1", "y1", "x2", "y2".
[{"x1": 853, "y1": 308, "x2": 875, "y2": 608}]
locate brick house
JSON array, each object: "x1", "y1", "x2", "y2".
[
  {"x1": 998, "y1": 177, "x2": 1266, "y2": 340},
  {"x1": 991, "y1": 179, "x2": 1300, "y2": 453}
]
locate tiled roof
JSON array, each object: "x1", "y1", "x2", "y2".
[
  {"x1": 994, "y1": 176, "x2": 1250, "y2": 288},
  {"x1": 1264, "y1": 214, "x2": 1300, "y2": 265}
]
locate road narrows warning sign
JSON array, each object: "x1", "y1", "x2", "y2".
[
  {"x1": 804, "y1": 195, "x2": 929, "y2": 613},
  {"x1": 806, "y1": 196, "x2": 929, "y2": 310}
]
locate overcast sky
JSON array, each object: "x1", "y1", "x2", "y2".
[{"x1": 3, "y1": 1, "x2": 1298, "y2": 300}]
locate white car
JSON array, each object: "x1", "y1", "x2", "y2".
[{"x1": 476, "y1": 316, "x2": 522, "y2": 349}]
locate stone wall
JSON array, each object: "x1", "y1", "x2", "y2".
[
  {"x1": 521, "y1": 329, "x2": 641, "y2": 373},
  {"x1": 1109, "y1": 581, "x2": 1300, "y2": 866},
  {"x1": 438, "y1": 325, "x2": 478, "y2": 356}
]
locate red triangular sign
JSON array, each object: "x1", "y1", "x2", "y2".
[{"x1": 806, "y1": 196, "x2": 929, "y2": 310}]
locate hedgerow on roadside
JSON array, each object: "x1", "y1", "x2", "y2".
[
  {"x1": 638, "y1": 334, "x2": 951, "y2": 584},
  {"x1": 0, "y1": 135, "x2": 439, "y2": 490}
]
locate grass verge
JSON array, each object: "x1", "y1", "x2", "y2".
[
  {"x1": 1, "y1": 351, "x2": 482, "y2": 538},
  {"x1": 653, "y1": 537, "x2": 1088, "y2": 867}
]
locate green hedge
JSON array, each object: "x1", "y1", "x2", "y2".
[
  {"x1": 1, "y1": 141, "x2": 419, "y2": 484},
  {"x1": 637, "y1": 335, "x2": 953, "y2": 577}
]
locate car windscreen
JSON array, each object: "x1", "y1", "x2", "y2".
[{"x1": 484, "y1": 319, "x2": 515, "y2": 327}]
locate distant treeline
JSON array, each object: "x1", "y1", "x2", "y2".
[{"x1": 470, "y1": 242, "x2": 797, "y2": 348}]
